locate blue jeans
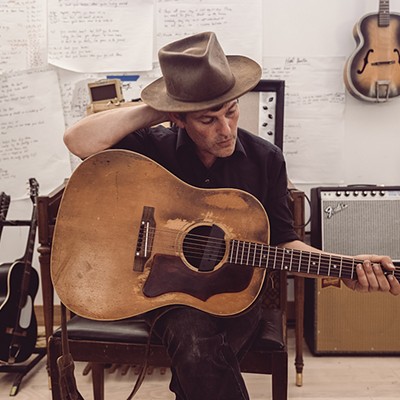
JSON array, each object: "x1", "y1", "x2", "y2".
[{"x1": 154, "y1": 301, "x2": 263, "y2": 400}]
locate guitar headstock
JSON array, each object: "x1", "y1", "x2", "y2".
[
  {"x1": 28, "y1": 178, "x2": 39, "y2": 204},
  {"x1": 0, "y1": 192, "x2": 11, "y2": 222}
]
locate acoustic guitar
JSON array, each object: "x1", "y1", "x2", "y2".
[
  {"x1": 0, "y1": 179, "x2": 40, "y2": 364},
  {"x1": 51, "y1": 150, "x2": 399, "y2": 321},
  {"x1": 344, "y1": 0, "x2": 400, "y2": 102}
]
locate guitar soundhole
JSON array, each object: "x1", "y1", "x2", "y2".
[{"x1": 182, "y1": 224, "x2": 226, "y2": 272}]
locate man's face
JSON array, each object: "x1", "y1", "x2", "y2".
[{"x1": 171, "y1": 100, "x2": 239, "y2": 167}]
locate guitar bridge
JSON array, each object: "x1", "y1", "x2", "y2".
[{"x1": 134, "y1": 206, "x2": 156, "y2": 272}]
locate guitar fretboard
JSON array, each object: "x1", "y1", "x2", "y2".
[
  {"x1": 379, "y1": 0, "x2": 390, "y2": 27},
  {"x1": 229, "y1": 239, "x2": 399, "y2": 280}
]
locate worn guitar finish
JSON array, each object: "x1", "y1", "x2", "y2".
[
  {"x1": 51, "y1": 150, "x2": 400, "y2": 321},
  {"x1": 51, "y1": 150, "x2": 268, "y2": 320},
  {"x1": 344, "y1": 0, "x2": 400, "y2": 101}
]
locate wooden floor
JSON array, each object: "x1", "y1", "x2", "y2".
[{"x1": 1, "y1": 328, "x2": 399, "y2": 400}]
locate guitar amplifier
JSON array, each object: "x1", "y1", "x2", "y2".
[{"x1": 305, "y1": 185, "x2": 400, "y2": 354}]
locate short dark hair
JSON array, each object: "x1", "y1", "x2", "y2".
[{"x1": 175, "y1": 100, "x2": 239, "y2": 122}]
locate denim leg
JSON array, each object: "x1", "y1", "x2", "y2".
[{"x1": 154, "y1": 303, "x2": 263, "y2": 400}]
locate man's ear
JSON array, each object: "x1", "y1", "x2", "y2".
[{"x1": 169, "y1": 112, "x2": 185, "y2": 128}]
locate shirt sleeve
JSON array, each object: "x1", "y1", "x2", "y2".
[{"x1": 264, "y1": 149, "x2": 299, "y2": 246}]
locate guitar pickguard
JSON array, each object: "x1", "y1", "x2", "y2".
[{"x1": 143, "y1": 254, "x2": 254, "y2": 301}]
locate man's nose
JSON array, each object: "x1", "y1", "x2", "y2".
[{"x1": 216, "y1": 117, "x2": 231, "y2": 135}]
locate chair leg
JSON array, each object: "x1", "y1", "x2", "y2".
[
  {"x1": 48, "y1": 338, "x2": 62, "y2": 400},
  {"x1": 91, "y1": 363, "x2": 105, "y2": 400},
  {"x1": 272, "y1": 351, "x2": 288, "y2": 400}
]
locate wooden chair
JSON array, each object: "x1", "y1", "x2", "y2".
[{"x1": 37, "y1": 182, "x2": 304, "y2": 400}]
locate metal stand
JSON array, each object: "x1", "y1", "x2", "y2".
[{"x1": 0, "y1": 347, "x2": 46, "y2": 396}]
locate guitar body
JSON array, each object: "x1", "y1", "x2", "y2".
[
  {"x1": 51, "y1": 150, "x2": 268, "y2": 321},
  {"x1": 344, "y1": 11, "x2": 400, "y2": 101},
  {"x1": 0, "y1": 261, "x2": 39, "y2": 363}
]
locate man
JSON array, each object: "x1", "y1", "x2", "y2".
[{"x1": 64, "y1": 32, "x2": 399, "y2": 400}]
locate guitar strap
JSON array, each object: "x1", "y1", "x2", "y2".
[
  {"x1": 57, "y1": 303, "x2": 84, "y2": 400},
  {"x1": 125, "y1": 306, "x2": 179, "y2": 400}
]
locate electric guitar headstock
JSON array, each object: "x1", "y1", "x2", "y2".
[
  {"x1": 28, "y1": 178, "x2": 39, "y2": 205},
  {"x1": 0, "y1": 192, "x2": 11, "y2": 223}
]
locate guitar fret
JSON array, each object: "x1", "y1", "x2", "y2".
[
  {"x1": 278, "y1": 248, "x2": 283, "y2": 270},
  {"x1": 258, "y1": 244, "x2": 263, "y2": 267},
  {"x1": 298, "y1": 251, "x2": 302, "y2": 273},
  {"x1": 273, "y1": 247, "x2": 277, "y2": 269},
  {"x1": 317, "y1": 253, "x2": 321, "y2": 275},
  {"x1": 234, "y1": 240, "x2": 240, "y2": 264},
  {"x1": 229, "y1": 240, "x2": 235, "y2": 263},
  {"x1": 351, "y1": 258, "x2": 355, "y2": 280},
  {"x1": 309, "y1": 253, "x2": 320, "y2": 275},
  {"x1": 252, "y1": 243, "x2": 256, "y2": 266},
  {"x1": 330, "y1": 256, "x2": 340, "y2": 277},
  {"x1": 246, "y1": 242, "x2": 250, "y2": 266},
  {"x1": 240, "y1": 241, "x2": 245, "y2": 264},
  {"x1": 327, "y1": 254, "x2": 331, "y2": 276},
  {"x1": 265, "y1": 246, "x2": 270, "y2": 269}
]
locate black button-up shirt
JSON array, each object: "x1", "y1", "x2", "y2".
[{"x1": 113, "y1": 125, "x2": 298, "y2": 246}]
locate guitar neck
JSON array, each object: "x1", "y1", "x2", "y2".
[
  {"x1": 229, "y1": 240, "x2": 400, "y2": 281},
  {"x1": 0, "y1": 192, "x2": 11, "y2": 241},
  {"x1": 19, "y1": 204, "x2": 38, "y2": 266},
  {"x1": 17, "y1": 179, "x2": 39, "y2": 307},
  {"x1": 379, "y1": 0, "x2": 390, "y2": 27}
]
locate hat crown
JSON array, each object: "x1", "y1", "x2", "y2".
[
  {"x1": 159, "y1": 32, "x2": 235, "y2": 102},
  {"x1": 141, "y1": 31, "x2": 262, "y2": 112}
]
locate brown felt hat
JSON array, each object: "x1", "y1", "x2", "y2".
[{"x1": 141, "y1": 32, "x2": 262, "y2": 112}]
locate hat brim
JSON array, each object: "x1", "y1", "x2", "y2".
[{"x1": 141, "y1": 55, "x2": 262, "y2": 112}]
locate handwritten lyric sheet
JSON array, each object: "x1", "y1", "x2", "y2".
[
  {"x1": 47, "y1": 0, "x2": 154, "y2": 73},
  {"x1": 0, "y1": 0, "x2": 47, "y2": 73},
  {"x1": 0, "y1": 69, "x2": 71, "y2": 200},
  {"x1": 263, "y1": 56, "x2": 346, "y2": 184},
  {"x1": 155, "y1": 0, "x2": 262, "y2": 63}
]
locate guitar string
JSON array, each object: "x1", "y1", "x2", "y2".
[
  {"x1": 139, "y1": 226, "x2": 374, "y2": 268},
  {"x1": 135, "y1": 226, "x2": 398, "y2": 278}
]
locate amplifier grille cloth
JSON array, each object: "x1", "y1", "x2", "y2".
[{"x1": 321, "y1": 199, "x2": 400, "y2": 259}]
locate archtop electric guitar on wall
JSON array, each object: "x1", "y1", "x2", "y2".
[{"x1": 344, "y1": 0, "x2": 400, "y2": 102}]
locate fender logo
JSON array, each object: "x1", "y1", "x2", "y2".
[{"x1": 324, "y1": 203, "x2": 348, "y2": 219}]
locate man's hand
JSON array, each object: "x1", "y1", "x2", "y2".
[{"x1": 342, "y1": 255, "x2": 400, "y2": 295}]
